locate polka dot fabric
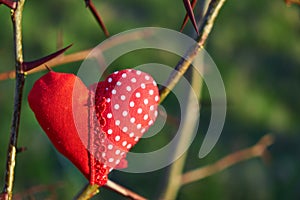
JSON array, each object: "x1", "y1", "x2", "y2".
[
  {"x1": 94, "y1": 69, "x2": 159, "y2": 171},
  {"x1": 28, "y1": 69, "x2": 159, "y2": 187}
]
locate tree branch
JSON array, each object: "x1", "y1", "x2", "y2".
[
  {"x1": 181, "y1": 134, "x2": 274, "y2": 186},
  {"x1": 159, "y1": 0, "x2": 226, "y2": 103},
  {"x1": 158, "y1": 0, "x2": 225, "y2": 199},
  {"x1": 1, "y1": 0, "x2": 26, "y2": 199},
  {"x1": 74, "y1": 184, "x2": 99, "y2": 200},
  {"x1": 74, "y1": 180, "x2": 147, "y2": 200},
  {"x1": 105, "y1": 180, "x2": 147, "y2": 200}
]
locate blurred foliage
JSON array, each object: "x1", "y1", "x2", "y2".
[{"x1": 0, "y1": 0, "x2": 300, "y2": 199}]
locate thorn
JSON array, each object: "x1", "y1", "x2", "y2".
[
  {"x1": 0, "y1": 0, "x2": 17, "y2": 9},
  {"x1": 45, "y1": 65, "x2": 53, "y2": 72},
  {"x1": 84, "y1": 0, "x2": 110, "y2": 37},
  {"x1": 23, "y1": 44, "x2": 73, "y2": 72},
  {"x1": 180, "y1": 0, "x2": 197, "y2": 32},
  {"x1": 182, "y1": 0, "x2": 199, "y2": 35},
  {"x1": 17, "y1": 147, "x2": 27, "y2": 153}
]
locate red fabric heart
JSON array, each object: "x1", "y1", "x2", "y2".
[{"x1": 28, "y1": 69, "x2": 159, "y2": 186}]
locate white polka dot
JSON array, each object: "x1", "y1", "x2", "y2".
[
  {"x1": 129, "y1": 101, "x2": 135, "y2": 107},
  {"x1": 126, "y1": 86, "x2": 131, "y2": 91},
  {"x1": 114, "y1": 71, "x2": 119, "y2": 74},
  {"x1": 108, "y1": 158, "x2": 114, "y2": 162},
  {"x1": 122, "y1": 127, "x2": 128, "y2": 132},
  {"x1": 145, "y1": 75, "x2": 150, "y2": 80},
  {"x1": 141, "y1": 128, "x2": 146, "y2": 133},
  {"x1": 154, "y1": 110, "x2": 158, "y2": 117},
  {"x1": 127, "y1": 144, "x2": 132, "y2": 149},
  {"x1": 114, "y1": 104, "x2": 120, "y2": 110},
  {"x1": 106, "y1": 98, "x2": 111, "y2": 103},
  {"x1": 137, "y1": 124, "x2": 142, "y2": 129},
  {"x1": 141, "y1": 83, "x2": 146, "y2": 89},
  {"x1": 115, "y1": 159, "x2": 120, "y2": 165},
  {"x1": 143, "y1": 114, "x2": 148, "y2": 120},
  {"x1": 120, "y1": 152, "x2": 125, "y2": 156},
  {"x1": 122, "y1": 73, "x2": 127, "y2": 78},
  {"x1": 121, "y1": 95, "x2": 126, "y2": 101},
  {"x1": 108, "y1": 77, "x2": 113, "y2": 83},
  {"x1": 108, "y1": 144, "x2": 113, "y2": 150},
  {"x1": 122, "y1": 111, "x2": 128, "y2": 117},
  {"x1": 115, "y1": 135, "x2": 120, "y2": 141},
  {"x1": 112, "y1": 89, "x2": 117, "y2": 94},
  {"x1": 129, "y1": 132, "x2": 134, "y2": 137},
  {"x1": 128, "y1": 69, "x2": 132, "y2": 72},
  {"x1": 122, "y1": 141, "x2": 127, "y2": 146},
  {"x1": 150, "y1": 105, "x2": 154, "y2": 111},
  {"x1": 153, "y1": 81, "x2": 157, "y2": 86},
  {"x1": 135, "y1": 92, "x2": 141, "y2": 98},
  {"x1": 102, "y1": 152, "x2": 106, "y2": 157},
  {"x1": 107, "y1": 113, "x2": 112, "y2": 119},
  {"x1": 136, "y1": 70, "x2": 142, "y2": 75},
  {"x1": 130, "y1": 117, "x2": 135, "y2": 123},
  {"x1": 116, "y1": 81, "x2": 122, "y2": 86},
  {"x1": 115, "y1": 149, "x2": 121, "y2": 155},
  {"x1": 134, "y1": 137, "x2": 139, "y2": 142},
  {"x1": 155, "y1": 95, "x2": 159, "y2": 102},
  {"x1": 115, "y1": 120, "x2": 120, "y2": 126},
  {"x1": 105, "y1": 87, "x2": 108, "y2": 91},
  {"x1": 137, "y1": 108, "x2": 143, "y2": 114},
  {"x1": 148, "y1": 120, "x2": 153, "y2": 125},
  {"x1": 149, "y1": 90, "x2": 154, "y2": 95},
  {"x1": 144, "y1": 99, "x2": 149, "y2": 105},
  {"x1": 108, "y1": 129, "x2": 113, "y2": 134},
  {"x1": 131, "y1": 78, "x2": 137, "y2": 83}
]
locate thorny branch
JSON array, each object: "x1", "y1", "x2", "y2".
[
  {"x1": 159, "y1": 0, "x2": 226, "y2": 103},
  {"x1": 1, "y1": 0, "x2": 26, "y2": 200},
  {"x1": 0, "y1": 0, "x2": 244, "y2": 199},
  {"x1": 0, "y1": 29, "x2": 154, "y2": 81}
]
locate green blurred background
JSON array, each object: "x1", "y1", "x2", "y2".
[{"x1": 0, "y1": 0, "x2": 300, "y2": 199}]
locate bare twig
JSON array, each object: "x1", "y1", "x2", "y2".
[
  {"x1": 158, "y1": 1, "x2": 225, "y2": 199},
  {"x1": 181, "y1": 134, "x2": 274, "y2": 186},
  {"x1": 159, "y1": 65, "x2": 203, "y2": 200},
  {"x1": 74, "y1": 180, "x2": 147, "y2": 200},
  {"x1": 1, "y1": 0, "x2": 26, "y2": 199},
  {"x1": 74, "y1": 184, "x2": 99, "y2": 200},
  {"x1": 159, "y1": 0, "x2": 226, "y2": 103},
  {"x1": 105, "y1": 180, "x2": 147, "y2": 200}
]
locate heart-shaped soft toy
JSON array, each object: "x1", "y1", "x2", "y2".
[{"x1": 28, "y1": 69, "x2": 159, "y2": 186}]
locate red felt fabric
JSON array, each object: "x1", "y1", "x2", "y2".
[
  {"x1": 28, "y1": 69, "x2": 159, "y2": 186},
  {"x1": 28, "y1": 72, "x2": 90, "y2": 179}
]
